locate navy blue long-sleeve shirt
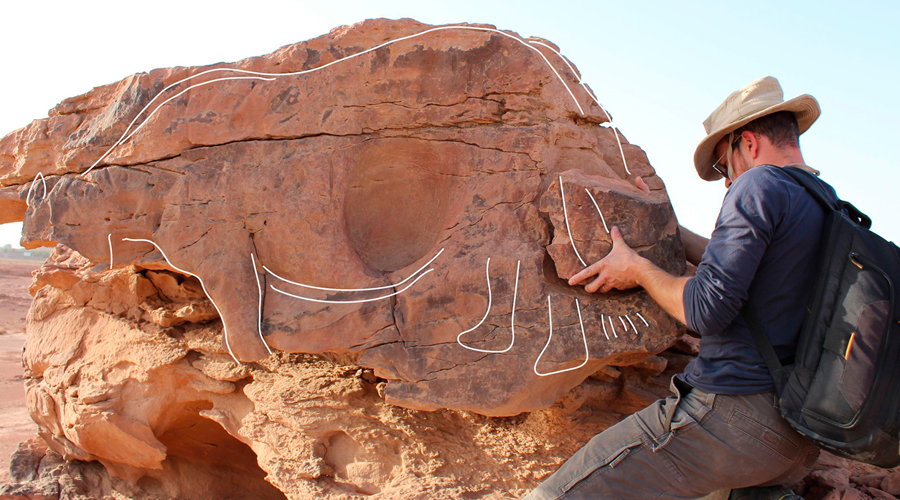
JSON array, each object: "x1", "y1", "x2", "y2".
[{"x1": 679, "y1": 165, "x2": 834, "y2": 394}]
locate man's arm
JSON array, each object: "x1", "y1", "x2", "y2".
[
  {"x1": 635, "y1": 177, "x2": 707, "y2": 266},
  {"x1": 679, "y1": 224, "x2": 709, "y2": 266},
  {"x1": 569, "y1": 226, "x2": 688, "y2": 324}
]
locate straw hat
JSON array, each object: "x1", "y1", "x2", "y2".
[{"x1": 694, "y1": 76, "x2": 821, "y2": 181}]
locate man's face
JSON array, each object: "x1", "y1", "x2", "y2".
[{"x1": 713, "y1": 134, "x2": 747, "y2": 189}]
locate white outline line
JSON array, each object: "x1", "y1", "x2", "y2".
[
  {"x1": 626, "y1": 315, "x2": 639, "y2": 335},
  {"x1": 527, "y1": 39, "x2": 630, "y2": 176},
  {"x1": 80, "y1": 25, "x2": 586, "y2": 176},
  {"x1": 117, "y1": 77, "x2": 275, "y2": 153},
  {"x1": 600, "y1": 313, "x2": 610, "y2": 340},
  {"x1": 527, "y1": 40, "x2": 581, "y2": 81},
  {"x1": 82, "y1": 76, "x2": 276, "y2": 176},
  {"x1": 271, "y1": 269, "x2": 434, "y2": 304},
  {"x1": 122, "y1": 237, "x2": 240, "y2": 364},
  {"x1": 264, "y1": 248, "x2": 443, "y2": 292},
  {"x1": 457, "y1": 258, "x2": 492, "y2": 349},
  {"x1": 534, "y1": 296, "x2": 589, "y2": 377},
  {"x1": 251, "y1": 253, "x2": 274, "y2": 356},
  {"x1": 579, "y1": 84, "x2": 631, "y2": 176},
  {"x1": 584, "y1": 188, "x2": 610, "y2": 234},
  {"x1": 62, "y1": 29, "x2": 632, "y2": 370},
  {"x1": 559, "y1": 175, "x2": 587, "y2": 268},
  {"x1": 25, "y1": 172, "x2": 47, "y2": 207},
  {"x1": 636, "y1": 312, "x2": 649, "y2": 327},
  {"x1": 457, "y1": 259, "x2": 520, "y2": 354},
  {"x1": 619, "y1": 316, "x2": 629, "y2": 332},
  {"x1": 608, "y1": 315, "x2": 618, "y2": 338},
  {"x1": 108, "y1": 234, "x2": 114, "y2": 268}
]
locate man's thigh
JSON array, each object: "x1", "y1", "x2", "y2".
[
  {"x1": 523, "y1": 381, "x2": 817, "y2": 500},
  {"x1": 521, "y1": 406, "x2": 671, "y2": 500},
  {"x1": 655, "y1": 390, "x2": 817, "y2": 494}
]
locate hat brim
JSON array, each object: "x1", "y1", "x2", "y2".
[{"x1": 693, "y1": 94, "x2": 821, "y2": 181}]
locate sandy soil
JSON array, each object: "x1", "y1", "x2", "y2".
[
  {"x1": 0, "y1": 258, "x2": 40, "y2": 485},
  {"x1": 0, "y1": 258, "x2": 36, "y2": 335}
]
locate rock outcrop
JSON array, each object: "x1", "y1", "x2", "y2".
[
  {"x1": 0, "y1": 17, "x2": 683, "y2": 416},
  {"x1": 0, "y1": 18, "x2": 696, "y2": 498},
  {"x1": 0, "y1": 246, "x2": 695, "y2": 499}
]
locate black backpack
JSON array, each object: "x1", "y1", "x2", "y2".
[{"x1": 744, "y1": 166, "x2": 900, "y2": 468}]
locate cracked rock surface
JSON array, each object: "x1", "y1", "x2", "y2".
[
  {"x1": 6, "y1": 246, "x2": 698, "y2": 499},
  {"x1": 1, "y1": 18, "x2": 692, "y2": 498}
]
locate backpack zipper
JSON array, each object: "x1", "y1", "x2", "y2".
[{"x1": 802, "y1": 251, "x2": 895, "y2": 429}]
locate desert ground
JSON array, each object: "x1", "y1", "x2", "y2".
[{"x1": 0, "y1": 258, "x2": 40, "y2": 485}]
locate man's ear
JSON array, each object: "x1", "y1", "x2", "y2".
[{"x1": 742, "y1": 131, "x2": 761, "y2": 160}]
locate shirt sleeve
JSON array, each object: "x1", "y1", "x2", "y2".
[{"x1": 683, "y1": 167, "x2": 791, "y2": 336}]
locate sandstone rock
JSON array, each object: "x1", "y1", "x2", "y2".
[
  {"x1": 0, "y1": 18, "x2": 684, "y2": 417},
  {"x1": 11, "y1": 254, "x2": 670, "y2": 497},
  {"x1": 659, "y1": 350, "x2": 695, "y2": 375},
  {"x1": 884, "y1": 471, "x2": 900, "y2": 496},
  {"x1": 0, "y1": 439, "x2": 60, "y2": 500},
  {"x1": 815, "y1": 451, "x2": 884, "y2": 475},
  {"x1": 810, "y1": 468, "x2": 852, "y2": 491},
  {"x1": 0, "y1": 480, "x2": 59, "y2": 500},
  {"x1": 787, "y1": 479, "x2": 808, "y2": 497},
  {"x1": 6, "y1": 437, "x2": 47, "y2": 484},
  {"x1": 863, "y1": 486, "x2": 899, "y2": 500},
  {"x1": 671, "y1": 332, "x2": 701, "y2": 355},
  {"x1": 540, "y1": 170, "x2": 683, "y2": 280},
  {"x1": 632, "y1": 355, "x2": 668, "y2": 376},
  {"x1": 591, "y1": 364, "x2": 622, "y2": 380},
  {"x1": 841, "y1": 487, "x2": 869, "y2": 500},
  {"x1": 853, "y1": 473, "x2": 887, "y2": 489},
  {"x1": 0, "y1": 17, "x2": 696, "y2": 499},
  {"x1": 810, "y1": 486, "x2": 842, "y2": 500},
  {"x1": 804, "y1": 453, "x2": 900, "y2": 500}
]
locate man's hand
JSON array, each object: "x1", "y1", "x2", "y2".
[
  {"x1": 569, "y1": 226, "x2": 648, "y2": 293},
  {"x1": 635, "y1": 176, "x2": 651, "y2": 194},
  {"x1": 567, "y1": 224, "x2": 690, "y2": 325}
]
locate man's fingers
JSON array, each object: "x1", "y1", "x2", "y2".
[
  {"x1": 569, "y1": 262, "x2": 599, "y2": 285},
  {"x1": 610, "y1": 226, "x2": 625, "y2": 247},
  {"x1": 569, "y1": 269, "x2": 587, "y2": 285},
  {"x1": 586, "y1": 275, "x2": 604, "y2": 294},
  {"x1": 584, "y1": 271, "x2": 624, "y2": 294},
  {"x1": 635, "y1": 176, "x2": 651, "y2": 194}
]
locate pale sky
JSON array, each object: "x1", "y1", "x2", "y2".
[{"x1": 1, "y1": 0, "x2": 898, "y2": 249}]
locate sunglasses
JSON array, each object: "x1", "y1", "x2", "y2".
[{"x1": 710, "y1": 135, "x2": 743, "y2": 179}]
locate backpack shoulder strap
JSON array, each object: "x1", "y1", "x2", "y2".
[
  {"x1": 781, "y1": 166, "x2": 872, "y2": 229},
  {"x1": 743, "y1": 304, "x2": 788, "y2": 396},
  {"x1": 780, "y1": 166, "x2": 838, "y2": 211}
]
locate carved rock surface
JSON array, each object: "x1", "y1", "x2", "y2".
[
  {"x1": 0, "y1": 17, "x2": 693, "y2": 498},
  {"x1": 2, "y1": 19, "x2": 898, "y2": 496},
  {"x1": 0, "y1": 18, "x2": 685, "y2": 416},
  {"x1": 4, "y1": 246, "x2": 692, "y2": 499}
]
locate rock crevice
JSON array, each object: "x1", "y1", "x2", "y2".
[{"x1": 2, "y1": 17, "x2": 700, "y2": 499}]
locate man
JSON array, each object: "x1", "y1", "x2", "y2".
[{"x1": 523, "y1": 76, "x2": 832, "y2": 499}]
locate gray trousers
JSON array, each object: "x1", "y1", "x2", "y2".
[{"x1": 523, "y1": 377, "x2": 819, "y2": 500}]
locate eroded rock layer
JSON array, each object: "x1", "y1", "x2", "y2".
[
  {"x1": 0, "y1": 18, "x2": 685, "y2": 416},
  {"x1": 0, "y1": 18, "x2": 693, "y2": 498},
  {"x1": 6, "y1": 246, "x2": 694, "y2": 499}
]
